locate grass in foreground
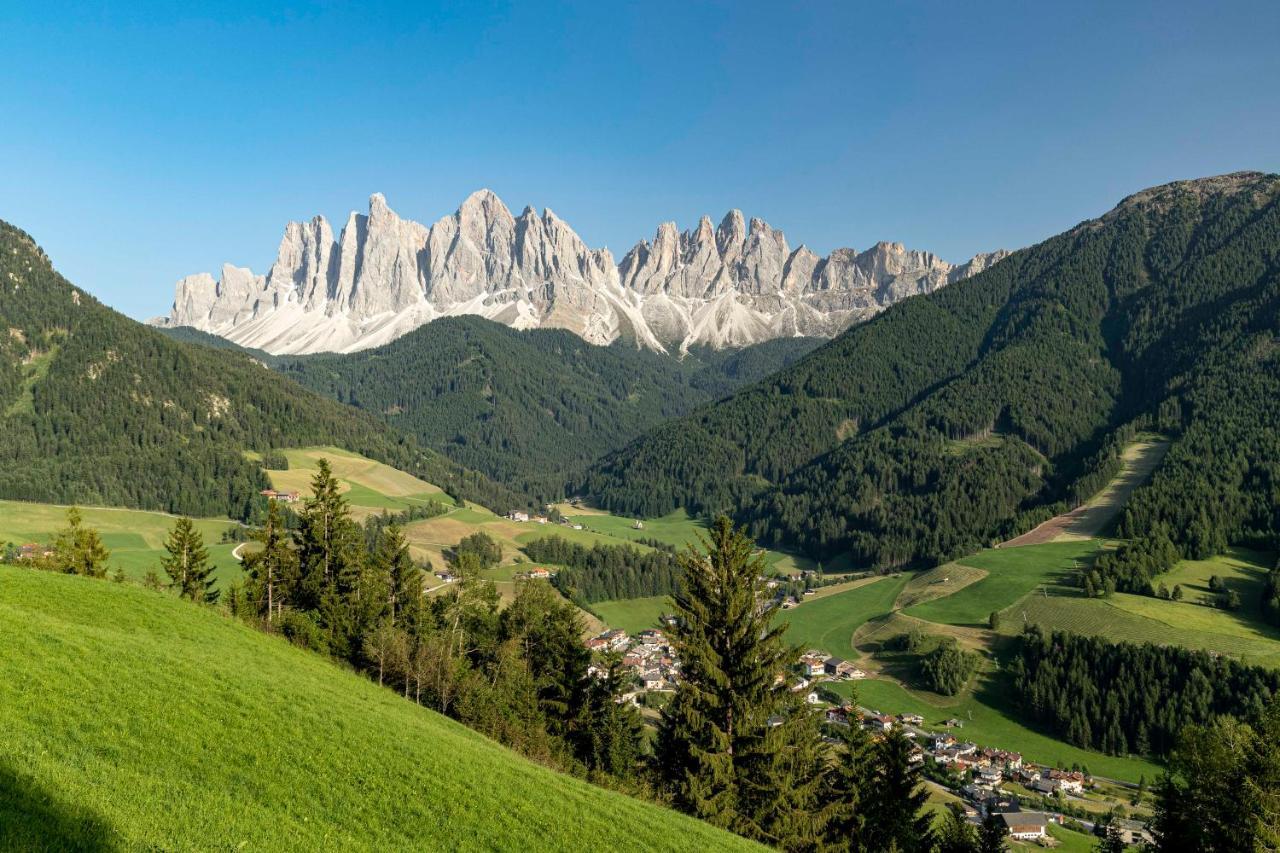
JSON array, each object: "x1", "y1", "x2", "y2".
[{"x1": 0, "y1": 566, "x2": 757, "y2": 852}]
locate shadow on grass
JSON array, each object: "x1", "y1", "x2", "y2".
[{"x1": 0, "y1": 761, "x2": 117, "y2": 851}]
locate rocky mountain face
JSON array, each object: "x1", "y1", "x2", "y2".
[{"x1": 157, "y1": 191, "x2": 1008, "y2": 355}]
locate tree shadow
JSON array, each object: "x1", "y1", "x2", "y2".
[{"x1": 0, "y1": 761, "x2": 118, "y2": 852}]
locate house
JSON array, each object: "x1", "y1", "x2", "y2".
[
  {"x1": 932, "y1": 733, "x2": 956, "y2": 750},
  {"x1": 977, "y1": 766, "x2": 1003, "y2": 786},
  {"x1": 637, "y1": 629, "x2": 665, "y2": 644},
  {"x1": 791, "y1": 678, "x2": 811, "y2": 693},
  {"x1": 260, "y1": 489, "x2": 301, "y2": 503},
  {"x1": 799, "y1": 654, "x2": 828, "y2": 677},
  {"x1": 823, "y1": 658, "x2": 847, "y2": 677},
  {"x1": 621, "y1": 654, "x2": 643, "y2": 669},
  {"x1": 434, "y1": 571, "x2": 457, "y2": 584},
  {"x1": 945, "y1": 718, "x2": 963, "y2": 728},
  {"x1": 526, "y1": 567, "x2": 551, "y2": 580},
  {"x1": 509, "y1": 510, "x2": 530, "y2": 522},
  {"x1": 642, "y1": 669, "x2": 664, "y2": 690},
  {"x1": 532, "y1": 515, "x2": 549, "y2": 525},
  {"x1": 17, "y1": 543, "x2": 54, "y2": 560},
  {"x1": 864, "y1": 714, "x2": 895, "y2": 733},
  {"x1": 1117, "y1": 819, "x2": 1153, "y2": 846},
  {"x1": 898, "y1": 713, "x2": 925, "y2": 726},
  {"x1": 825, "y1": 707, "x2": 851, "y2": 727},
  {"x1": 998, "y1": 812, "x2": 1048, "y2": 841},
  {"x1": 632, "y1": 520, "x2": 644, "y2": 530},
  {"x1": 1047, "y1": 768, "x2": 1086, "y2": 794}
]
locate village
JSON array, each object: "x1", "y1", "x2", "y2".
[{"x1": 580, "y1": 628, "x2": 1154, "y2": 848}]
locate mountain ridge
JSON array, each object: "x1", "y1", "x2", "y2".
[
  {"x1": 578, "y1": 171, "x2": 1280, "y2": 567},
  {"x1": 156, "y1": 190, "x2": 1007, "y2": 355}
]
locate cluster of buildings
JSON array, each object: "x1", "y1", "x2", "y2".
[
  {"x1": 14, "y1": 542, "x2": 55, "y2": 561},
  {"x1": 585, "y1": 628, "x2": 681, "y2": 696},
  {"x1": 796, "y1": 649, "x2": 866, "y2": 681},
  {"x1": 259, "y1": 489, "x2": 301, "y2": 503},
  {"x1": 507, "y1": 509, "x2": 584, "y2": 530}
]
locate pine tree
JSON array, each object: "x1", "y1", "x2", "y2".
[
  {"x1": 977, "y1": 811, "x2": 1008, "y2": 853},
  {"x1": 865, "y1": 726, "x2": 932, "y2": 853},
  {"x1": 54, "y1": 507, "x2": 109, "y2": 578},
  {"x1": 243, "y1": 499, "x2": 297, "y2": 622},
  {"x1": 161, "y1": 517, "x2": 217, "y2": 603},
  {"x1": 580, "y1": 655, "x2": 644, "y2": 777},
  {"x1": 655, "y1": 516, "x2": 811, "y2": 843},
  {"x1": 823, "y1": 723, "x2": 875, "y2": 852},
  {"x1": 293, "y1": 459, "x2": 364, "y2": 655},
  {"x1": 373, "y1": 524, "x2": 420, "y2": 627},
  {"x1": 936, "y1": 803, "x2": 978, "y2": 853}
]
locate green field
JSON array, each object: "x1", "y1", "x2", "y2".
[
  {"x1": 266, "y1": 446, "x2": 457, "y2": 518},
  {"x1": 0, "y1": 499, "x2": 244, "y2": 588},
  {"x1": 0, "y1": 565, "x2": 757, "y2": 851},
  {"x1": 778, "y1": 575, "x2": 910, "y2": 658},
  {"x1": 905, "y1": 540, "x2": 1099, "y2": 627},
  {"x1": 591, "y1": 596, "x2": 671, "y2": 635},
  {"x1": 827, "y1": 677, "x2": 1160, "y2": 783}
]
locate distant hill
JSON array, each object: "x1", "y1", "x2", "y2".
[
  {"x1": 0, "y1": 221, "x2": 522, "y2": 519},
  {"x1": 0, "y1": 566, "x2": 756, "y2": 851},
  {"x1": 271, "y1": 315, "x2": 821, "y2": 496},
  {"x1": 581, "y1": 172, "x2": 1280, "y2": 568}
]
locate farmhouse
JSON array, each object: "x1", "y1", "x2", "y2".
[
  {"x1": 17, "y1": 543, "x2": 54, "y2": 560},
  {"x1": 260, "y1": 489, "x2": 301, "y2": 503},
  {"x1": 508, "y1": 510, "x2": 530, "y2": 522},
  {"x1": 799, "y1": 654, "x2": 828, "y2": 676},
  {"x1": 526, "y1": 567, "x2": 552, "y2": 580},
  {"x1": 998, "y1": 812, "x2": 1048, "y2": 841}
]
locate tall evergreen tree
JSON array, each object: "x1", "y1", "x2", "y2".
[
  {"x1": 655, "y1": 516, "x2": 821, "y2": 848},
  {"x1": 865, "y1": 726, "x2": 933, "y2": 853},
  {"x1": 53, "y1": 507, "x2": 109, "y2": 578},
  {"x1": 936, "y1": 803, "x2": 978, "y2": 853},
  {"x1": 373, "y1": 524, "x2": 420, "y2": 628},
  {"x1": 242, "y1": 499, "x2": 298, "y2": 621},
  {"x1": 822, "y1": 723, "x2": 875, "y2": 852},
  {"x1": 977, "y1": 811, "x2": 1008, "y2": 853},
  {"x1": 160, "y1": 516, "x2": 217, "y2": 603},
  {"x1": 293, "y1": 459, "x2": 364, "y2": 655}
]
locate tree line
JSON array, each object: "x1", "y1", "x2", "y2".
[
  {"x1": 1011, "y1": 625, "x2": 1280, "y2": 757},
  {"x1": 522, "y1": 534, "x2": 682, "y2": 604}
]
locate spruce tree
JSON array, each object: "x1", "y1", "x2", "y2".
[
  {"x1": 822, "y1": 722, "x2": 875, "y2": 852},
  {"x1": 293, "y1": 459, "x2": 364, "y2": 655},
  {"x1": 865, "y1": 726, "x2": 933, "y2": 853},
  {"x1": 655, "y1": 516, "x2": 818, "y2": 846},
  {"x1": 161, "y1": 516, "x2": 217, "y2": 603},
  {"x1": 936, "y1": 803, "x2": 978, "y2": 853},
  {"x1": 243, "y1": 499, "x2": 297, "y2": 621},
  {"x1": 373, "y1": 524, "x2": 420, "y2": 627},
  {"x1": 977, "y1": 811, "x2": 1008, "y2": 853},
  {"x1": 54, "y1": 507, "x2": 109, "y2": 578}
]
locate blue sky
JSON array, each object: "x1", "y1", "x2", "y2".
[{"x1": 1, "y1": 0, "x2": 1278, "y2": 318}]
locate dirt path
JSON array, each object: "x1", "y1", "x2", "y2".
[{"x1": 1002, "y1": 438, "x2": 1170, "y2": 547}]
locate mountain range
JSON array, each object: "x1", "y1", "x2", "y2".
[{"x1": 155, "y1": 191, "x2": 1008, "y2": 355}]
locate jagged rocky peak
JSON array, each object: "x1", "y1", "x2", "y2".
[{"x1": 158, "y1": 191, "x2": 1009, "y2": 355}]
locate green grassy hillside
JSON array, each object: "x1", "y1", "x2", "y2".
[{"x1": 0, "y1": 566, "x2": 757, "y2": 851}]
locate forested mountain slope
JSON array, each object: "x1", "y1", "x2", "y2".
[
  {"x1": 271, "y1": 315, "x2": 820, "y2": 495},
  {"x1": 581, "y1": 172, "x2": 1280, "y2": 568},
  {"x1": 0, "y1": 221, "x2": 522, "y2": 518}
]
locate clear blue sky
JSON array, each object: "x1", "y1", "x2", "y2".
[{"x1": 1, "y1": 0, "x2": 1278, "y2": 319}]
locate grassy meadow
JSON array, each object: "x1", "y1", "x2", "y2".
[
  {"x1": 0, "y1": 499, "x2": 244, "y2": 588},
  {"x1": 265, "y1": 446, "x2": 457, "y2": 519},
  {"x1": 777, "y1": 575, "x2": 910, "y2": 659},
  {"x1": 0, "y1": 565, "x2": 758, "y2": 852},
  {"x1": 904, "y1": 540, "x2": 1099, "y2": 627},
  {"x1": 590, "y1": 595, "x2": 671, "y2": 635}
]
